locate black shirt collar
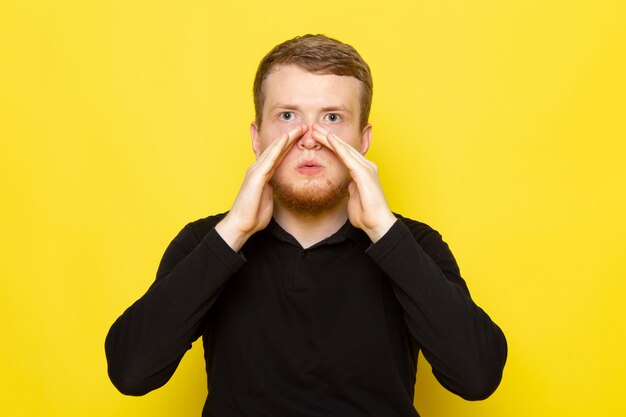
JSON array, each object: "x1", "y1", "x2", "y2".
[{"x1": 265, "y1": 217, "x2": 364, "y2": 249}]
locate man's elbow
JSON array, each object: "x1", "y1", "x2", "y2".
[
  {"x1": 436, "y1": 360, "x2": 505, "y2": 401},
  {"x1": 106, "y1": 350, "x2": 172, "y2": 397},
  {"x1": 107, "y1": 364, "x2": 157, "y2": 396},
  {"x1": 437, "y1": 339, "x2": 508, "y2": 401},
  {"x1": 105, "y1": 337, "x2": 181, "y2": 396},
  {"x1": 457, "y1": 366, "x2": 505, "y2": 401},
  {"x1": 461, "y1": 344, "x2": 507, "y2": 400}
]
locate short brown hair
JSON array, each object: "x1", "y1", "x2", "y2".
[{"x1": 253, "y1": 34, "x2": 373, "y2": 129}]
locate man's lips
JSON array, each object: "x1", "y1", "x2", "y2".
[{"x1": 296, "y1": 160, "x2": 324, "y2": 175}]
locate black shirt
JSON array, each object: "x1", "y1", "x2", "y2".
[{"x1": 105, "y1": 213, "x2": 507, "y2": 416}]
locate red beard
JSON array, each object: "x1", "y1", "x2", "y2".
[{"x1": 270, "y1": 176, "x2": 350, "y2": 216}]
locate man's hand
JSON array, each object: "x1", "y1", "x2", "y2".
[
  {"x1": 312, "y1": 124, "x2": 396, "y2": 243},
  {"x1": 215, "y1": 125, "x2": 307, "y2": 251}
]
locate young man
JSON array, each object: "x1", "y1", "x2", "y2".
[{"x1": 106, "y1": 34, "x2": 507, "y2": 416}]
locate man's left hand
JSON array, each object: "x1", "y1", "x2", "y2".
[{"x1": 312, "y1": 124, "x2": 396, "y2": 243}]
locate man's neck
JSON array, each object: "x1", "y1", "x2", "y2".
[{"x1": 272, "y1": 203, "x2": 349, "y2": 249}]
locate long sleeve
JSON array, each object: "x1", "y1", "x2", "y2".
[
  {"x1": 105, "y1": 215, "x2": 245, "y2": 396},
  {"x1": 366, "y1": 217, "x2": 507, "y2": 401}
]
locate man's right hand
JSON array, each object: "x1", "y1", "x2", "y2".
[{"x1": 215, "y1": 125, "x2": 307, "y2": 252}]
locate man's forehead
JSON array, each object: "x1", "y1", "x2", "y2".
[{"x1": 263, "y1": 65, "x2": 362, "y2": 110}]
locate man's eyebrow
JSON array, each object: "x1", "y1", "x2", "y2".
[
  {"x1": 270, "y1": 103, "x2": 300, "y2": 111},
  {"x1": 320, "y1": 105, "x2": 352, "y2": 114},
  {"x1": 269, "y1": 103, "x2": 352, "y2": 113}
]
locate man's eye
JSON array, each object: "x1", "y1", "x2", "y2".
[
  {"x1": 279, "y1": 112, "x2": 295, "y2": 121},
  {"x1": 324, "y1": 113, "x2": 342, "y2": 123}
]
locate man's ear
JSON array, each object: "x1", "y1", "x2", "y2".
[
  {"x1": 250, "y1": 121, "x2": 261, "y2": 159},
  {"x1": 359, "y1": 123, "x2": 373, "y2": 155}
]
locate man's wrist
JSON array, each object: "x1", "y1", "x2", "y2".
[
  {"x1": 365, "y1": 214, "x2": 397, "y2": 243},
  {"x1": 214, "y1": 217, "x2": 251, "y2": 253}
]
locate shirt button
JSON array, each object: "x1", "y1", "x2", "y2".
[{"x1": 301, "y1": 251, "x2": 308, "y2": 259}]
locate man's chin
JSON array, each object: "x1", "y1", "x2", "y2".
[{"x1": 271, "y1": 178, "x2": 349, "y2": 216}]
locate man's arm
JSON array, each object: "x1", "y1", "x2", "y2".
[
  {"x1": 105, "y1": 125, "x2": 308, "y2": 395},
  {"x1": 105, "y1": 220, "x2": 245, "y2": 395},
  {"x1": 367, "y1": 217, "x2": 507, "y2": 400},
  {"x1": 313, "y1": 125, "x2": 507, "y2": 400}
]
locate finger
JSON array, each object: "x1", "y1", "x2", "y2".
[
  {"x1": 310, "y1": 125, "x2": 363, "y2": 167},
  {"x1": 266, "y1": 124, "x2": 307, "y2": 177},
  {"x1": 276, "y1": 124, "x2": 308, "y2": 161},
  {"x1": 310, "y1": 124, "x2": 334, "y2": 150},
  {"x1": 311, "y1": 130, "x2": 333, "y2": 150},
  {"x1": 328, "y1": 131, "x2": 369, "y2": 160},
  {"x1": 256, "y1": 124, "x2": 306, "y2": 170},
  {"x1": 325, "y1": 132, "x2": 372, "y2": 171},
  {"x1": 312, "y1": 124, "x2": 371, "y2": 167},
  {"x1": 258, "y1": 124, "x2": 302, "y2": 161}
]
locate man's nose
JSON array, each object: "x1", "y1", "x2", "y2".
[{"x1": 296, "y1": 125, "x2": 322, "y2": 150}]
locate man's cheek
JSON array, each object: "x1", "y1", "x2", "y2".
[{"x1": 257, "y1": 134, "x2": 280, "y2": 154}]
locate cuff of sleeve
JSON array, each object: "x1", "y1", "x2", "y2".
[
  {"x1": 366, "y1": 218, "x2": 415, "y2": 262},
  {"x1": 201, "y1": 227, "x2": 247, "y2": 274}
]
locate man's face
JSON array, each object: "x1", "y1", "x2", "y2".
[{"x1": 250, "y1": 64, "x2": 372, "y2": 215}]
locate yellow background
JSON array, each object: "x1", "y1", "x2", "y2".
[{"x1": 1, "y1": 1, "x2": 625, "y2": 416}]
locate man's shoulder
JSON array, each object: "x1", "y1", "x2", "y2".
[{"x1": 392, "y1": 213, "x2": 458, "y2": 268}]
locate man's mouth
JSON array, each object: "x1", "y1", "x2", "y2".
[{"x1": 296, "y1": 160, "x2": 324, "y2": 175}]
